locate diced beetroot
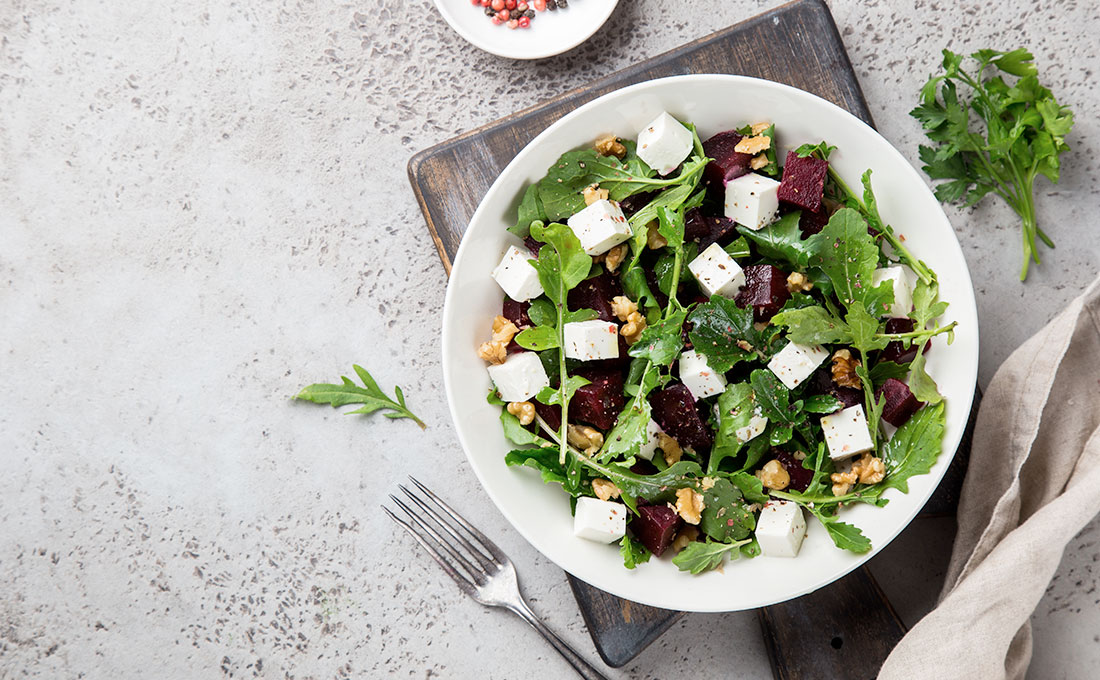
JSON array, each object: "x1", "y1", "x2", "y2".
[
  {"x1": 773, "y1": 449, "x2": 813, "y2": 493},
  {"x1": 534, "y1": 401, "x2": 562, "y2": 432},
  {"x1": 649, "y1": 383, "x2": 713, "y2": 453},
  {"x1": 702, "y1": 130, "x2": 753, "y2": 195},
  {"x1": 630, "y1": 458, "x2": 659, "y2": 475},
  {"x1": 570, "y1": 367, "x2": 626, "y2": 430},
  {"x1": 502, "y1": 298, "x2": 532, "y2": 329},
  {"x1": 618, "y1": 191, "x2": 657, "y2": 217},
  {"x1": 777, "y1": 151, "x2": 829, "y2": 213},
  {"x1": 799, "y1": 206, "x2": 829, "y2": 237},
  {"x1": 568, "y1": 270, "x2": 623, "y2": 322},
  {"x1": 523, "y1": 235, "x2": 542, "y2": 256},
  {"x1": 878, "y1": 378, "x2": 924, "y2": 427},
  {"x1": 734, "y1": 264, "x2": 791, "y2": 321},
  {"x1": 879, "y1": 318, "x2": 932, "y2": 364},
  {"x1": 685, "y1": 208, "x2": 739, "y2": 249},
  {"x1": 629, "y1": 504, "x2": 683, "y2": 557},
  {"x1": 807, "y1": 366, "x2": 863, "y2": 410}
]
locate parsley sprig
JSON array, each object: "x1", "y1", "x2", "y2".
[{"x1": 910, "y1": 48, "x2": 1075, "y2": 280}]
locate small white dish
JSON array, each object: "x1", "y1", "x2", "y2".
[
  {"x1": 441, "y1": 75, "x2": 980, "y2": 612},
  {"x1": 434, "y1": 0, "x2": 619, "y2": 60}
]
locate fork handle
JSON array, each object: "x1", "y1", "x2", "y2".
[{"x1": 508, "y1": 600, "x2": 611, "y2": 680}]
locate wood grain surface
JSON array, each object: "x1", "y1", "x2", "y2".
[{"x1": 407, "y1": 0, "x2": 975, "y2": 674}]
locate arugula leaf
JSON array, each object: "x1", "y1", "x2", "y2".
[
  {"x1": 599, "y1": 398, "x2": 652, "y2": 463},
  {"x1": 509, "y1": 184, "x2": 548, "y2": 238},
  {"x1": 723, "y1": 236, "x2": 751, "y2": 259},
  {"x1": 737, "y1": 212, "x2": 814, "y2": 268},
  {"x1": 514, "y1": 325, "x2": 559, "y2": 350},
  {"x1": 627, "y1": 307, "x2": 687, "y2": 366},
  {"x1": 727, "y1": 471, "x2": 770, "y2": 504},
  {"x1": 656, "y1": 205, "x2": 686, "y2": 249},
  {"x1": 655, "y1": 243, "x2": 697, "y2": 296},
  {"x1": 906, "y1": 277, "x2": 948, "y2": 403},
  {"x1": 868, "y1": 361, "x2": 911, "y2": 387},
  {"x1": 296, "y1": 364, "x2": 426, "y2": 429},
  {"x1": 536, "y1": 375, "x2": 590, "y2": 406},
  {"x1": 749, "y1": 369, "x2": 802, "y2": 428},
  {"x1": 878, "y1": 402, "x2": 946, "y2": 493},
  {"x1": 807, "y1": 208, "x2": 892, "y2": 312},
  {"x1": 803, "y1": 394, "x2": 844, "y2": 414},
  {"x1": 687, "y1": 296, "x2": 778, "y2": 371},
  {"x1": 505, "y1": 447, "x2": 569, "y2": 486},
  {"x1": 673, "y1": 538, "x2": 750, "y2": 574},
  {"x1": 911, "y1": 48, "x2": 1075, "y2": 279},
  {"x1": 500, "y1": 409, "x2": 550, "y2": 447},
  {"x1": 807, "y1": 506, "x2": 872, "y2": 553},
  {"x1": 700, "y1": 478, "x2": 755, "y2": 542},
  {"x1": 709, "y1": 383, "x2": 755, "y2": 473},
  {"x1": 769, "y1": 305, "x2": 853, "y2": 345},
  {"x1": 526, "y1": 298, "x2": 556, "y2": 327},
  {"x1": 529, "y1": 222, "x2": 592, "y2": 305},
  {"x1": 597, "y1": 461, "x2": 704, "y2": 505},
  {"x1": 620, "y1": 534, "x2": 652, "y2": 570},
  {"x1": 794, "y1": 141, "x2": 837, "y2": 160}
]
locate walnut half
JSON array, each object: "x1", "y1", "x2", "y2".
[
  {"x1": 831, "y1": 349, "x2": 862, "y2": 389},
  {"x1": 675, "y1": 487, "x2": 705, "y2": 525}
]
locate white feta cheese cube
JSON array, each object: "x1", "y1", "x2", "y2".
[
  {"x1": 573, "y1": 497, "x2": 627, "y2": 544},
  {"x1": 486, "y1": 352, "x2": 549, "y2": 403},
  {"x1": 563, "y1": 320, "x2": 619, "y2": 361},
  {"x1": 756, "y1": 500, "x2": 807, "y2": 558},
  {"x1": 679, "y1": 349, "x2": 727, "y2": 401},
  {"x1": 736, "y1": 407, "x2": 768, "y2": 443},
  {"x1": 821, "y1": 404, "x2": 875, "y2": 460},
  {"x1": 688, "y1": 242, "x2": 745, "y2": 298},
  {"x1": 491, "y1": 245, "x2": 544, "y2": 302},
  {"x1": 637, "y1": 419, "x2": 664, "y2": 461},
  {"x1": 636, "y1": 112, "x2": 695, "y2": 176},
  {"x1": 767, "y1": 341, "x2": 829, "y2": 390},
  {"x1": 724, "y1": 172, "x2": 781, "y2": 231},
  {"x1": 873, "y1": 265, "x2": 914, "y2": 319},
  {"x1": 566, "y1": 199, "x2": 632, "y2": 256}
]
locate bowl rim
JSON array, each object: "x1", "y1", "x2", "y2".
[
  {"x1": 432, "y1": 0, "x2": 621, "y2": 61},
  {"x1": 441, "y1": 73, "x2": 979, "y2": 612}
]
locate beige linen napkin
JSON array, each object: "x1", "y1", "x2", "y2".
[{"x1": 879, "y1": 276, "x2": 1100, "y2": 680}]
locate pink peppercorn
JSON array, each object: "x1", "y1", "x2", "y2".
[
  {"x1": 534, "y1": 0, "x2": 546, "y2": 9},
  {"x1": 491, "y1": 0, "x2": 504, "y2": 9},
  {"x1": 518, "y1": 15, "x2": 530, "y2": 27},
  {"x1": 498, "y1": 8, "x2": 509, "y2": 20},
  {"x1": 517, "y1": 1, "x2": 528, "y2": 10},
  {"x1": 491, "y1": 14, "x2": 503, "y2": 24},
  {"x1": 507, "y1": 18, "x2": 519, "y2": 28},
  {"x1": 505, "y1": 0, "x2": 517, "y2": 9},
  {"x1": 480, "y1": 0, "x2": 490, "y2": 4}
]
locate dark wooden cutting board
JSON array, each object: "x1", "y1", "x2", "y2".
[{"x1": 408, "y1": 0, "x2": 975, "y2": 674}]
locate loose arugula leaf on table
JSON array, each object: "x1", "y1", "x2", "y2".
[
  {"x1": 296, "y1": 364, "x2": 426, "y2": 429},
  {"x1": 700, "y1": 478, "x2": 756, "y2": 542},
  {"x1": 673, "y1": 538, "x2": 751, "y2": 574},
  {"x1": 911, "y1": 47, "x2": 1074, "y2": 279},
  {"x1": 620, "y1": 535, "x2": 652, "y2": 570},
  {"x1": 688, "y1": 296, "x2": 778, "y2": 371}
]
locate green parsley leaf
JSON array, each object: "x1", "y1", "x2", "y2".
[{"x1": 296, "y1": 364, "x2": 426, "y2": 429}]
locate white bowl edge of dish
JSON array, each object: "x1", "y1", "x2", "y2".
[
  {"x1": 433, "y1": 0, "x2": 619, "y2": 60},
  {"x1": 441, "y1": 74, "x2": 979, "y2": 613}
]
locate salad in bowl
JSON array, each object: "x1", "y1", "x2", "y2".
[
  {"x1": 477, "y1": 111, "x2": 956, "y2": 574},
  {"x1": 442, "y1": 75, "x2": 977, "y2": 611}
]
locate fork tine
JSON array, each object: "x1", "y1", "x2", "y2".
[
  {"x1": 398, "y1": 484, "x2": 497, "y2": 571},
  {"x1": 389, "y1": 495, "x2": 488, "y2": 586},
  {"x1": 408, "y1": 476, "x2": 509, "y2": 564},
  {"x1": 382, "y1": 505, "x2": 479, "y2": 598}
]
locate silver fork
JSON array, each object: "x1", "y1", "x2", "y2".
[{"x1": 383, "y1": 476, "x2": 610, "y2": 680}]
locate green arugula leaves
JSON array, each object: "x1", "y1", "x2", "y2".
[
  {"x1": 296, "y1": 364, "x2": 425, "y2": 428},
  {"x1": 911, "y1": 48, "x2": 1075, "y2": 279},
  {"x1": 673, "y1": 538, "x2": 751, "y2": 574}
]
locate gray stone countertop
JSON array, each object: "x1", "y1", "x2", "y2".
[{"x1": 2, "y1": 0, "x2": 1098, "y2": 677}]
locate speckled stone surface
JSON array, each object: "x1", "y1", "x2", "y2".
[{"x1": 1, "y1": 1, "x2": 1098, "y2": 677}]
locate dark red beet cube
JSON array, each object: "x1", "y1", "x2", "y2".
[
  {"x1": 685, "y1": 208, "x2": 739, "y2": 249},
  {"x1": 777, "y1": 151, "x2": 829, "y2": 213},
  {"x1": 629, "y1": 504, "x2": 683, "y2": 557},
  {"x1": 630, "y1": 458, "x2": 659, "y2": 475},
  {"x1": 570, "y1": 367, "x2": 626, "y2": 430},
  {"x1": 502, "y1": 298, "x2": 532, "y2": 329},
  {"x1": 534, "y1": 401, "x2": 562, "y2": 432},
  {"x1": 799, "y1": 206, "x2": 829, "y2": 236},
  {"x1": 878, "y1": 318, "x2": 932, "y2": 364},
  {"x1": 773, "y1": 449, "x2": 814, "y2": 493},
  {"x1": 568, "y1": 270, "x2": 623, "y2": 322},
  {"x1": 807, "y1": 366, "x2": 863, "y2": 410},
  {"x1": 523, "y1": 235, "x2": 542, "y2": 256},
  {"x1": 734, "y1": 264, "x2": 791, "y2": 322},
  {"x1": 878, "y1": 378, "x2": 924, "y2": 427},
  {"x1": 618, "y1": 191, "x2": 657, "y2": 217},
  {"x1": 649, "y1": 383, "x2": 713, "y2": 453},
  {"x1": 702, "y1": 130, "x2": 753, "y2": 195}
]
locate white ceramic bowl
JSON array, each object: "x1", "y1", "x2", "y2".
[
  {"x1": 441, "y1": 75, "x2": 979, "y2": 612},
  {"x1": 434, "y1": 0, "x2": 619, "y2": 60}
]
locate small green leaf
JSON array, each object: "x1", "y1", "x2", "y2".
[
  {"x1": 620, "y1": 534, "x2": 652, "y2": 570},
  {"x1": 514, "y1": 325, "x2": 559, "y2": 351},
  {"x1": 296, "y1": 364, "x2": 426, "y2": 429},
  {"x1": 700, "y1": 478, "x2": 755, "y2": 542},
  {"x1": 672, "y1": 539, "x2": 748, "y2": 575},
  {"x1": 737, "y1": 212, "x2": 814, "y2": 268},
  {"x1": 505, "y1": 447, "x2": 569, "y2": 486},
  {"x1": 688, "y1": 296, "x2": 779, "y2": 371},
  {"x1": 627, "y1": 308, "x2": 688, "y2": 367}
]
